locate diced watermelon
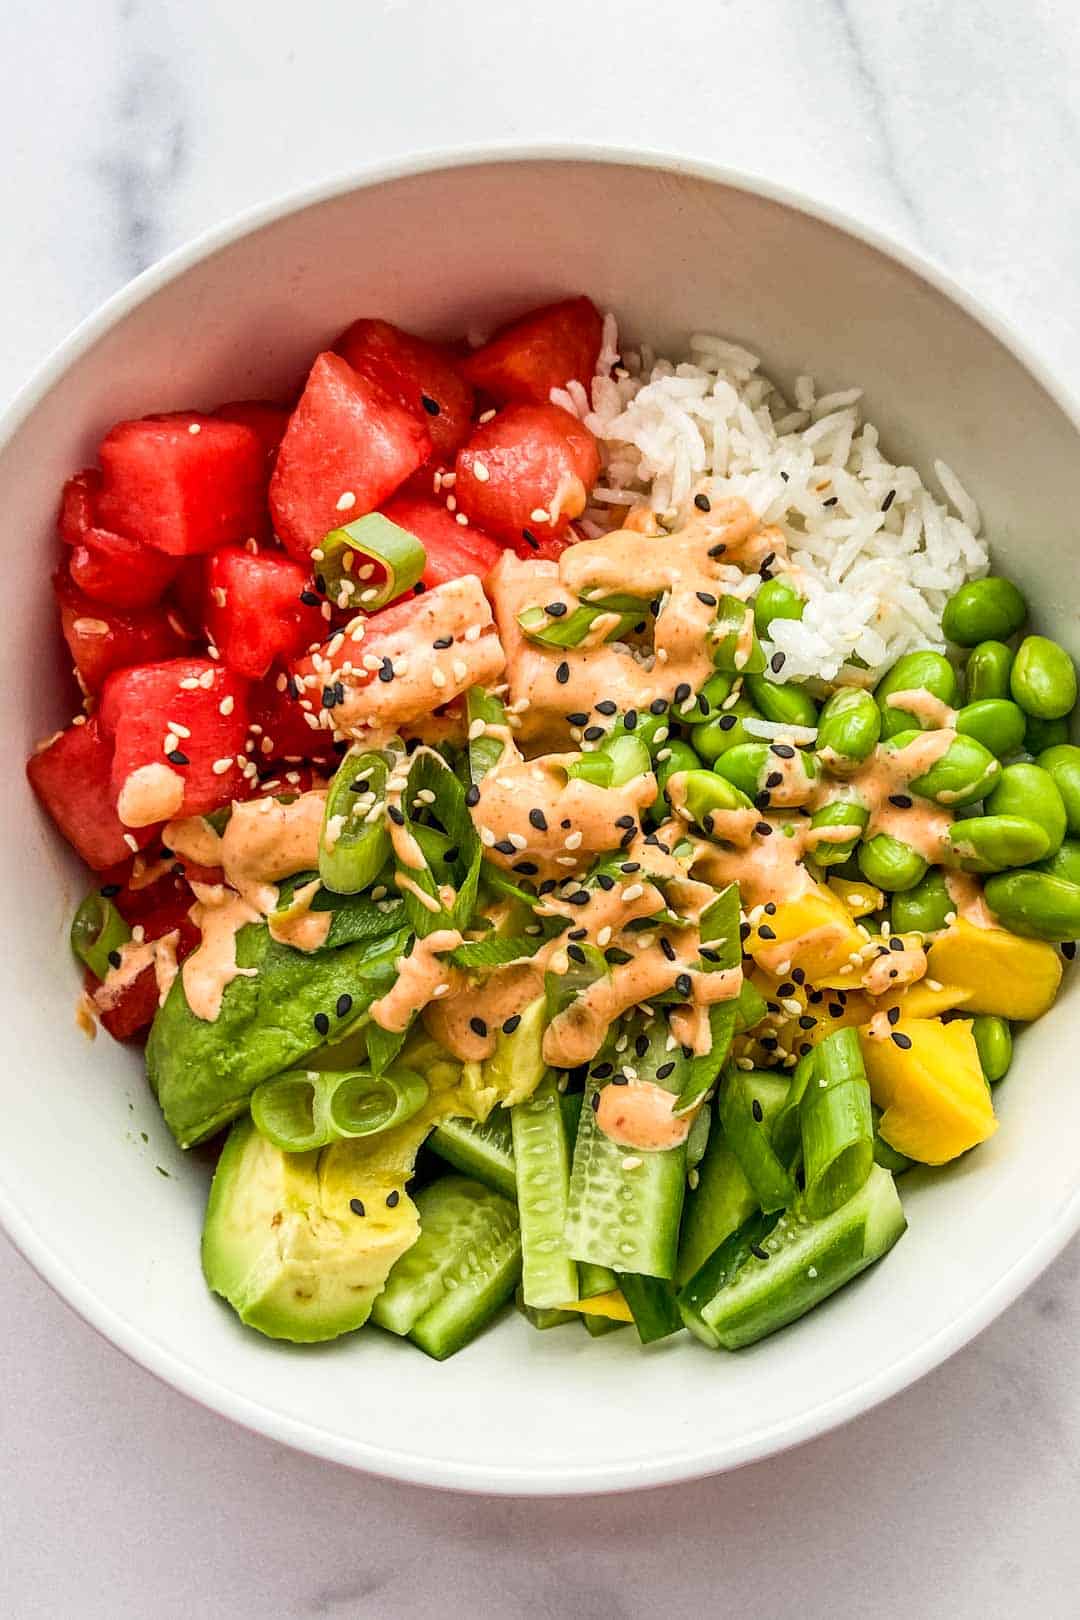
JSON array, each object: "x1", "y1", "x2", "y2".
[
  {"x1": 462, "y1": 297, "x2": 603, "y2": 405},
  {"x1": 334, "y1": 319, "x2": 474, "y2": 468},
  {"x1": 59, "y1": 468, "x2": 101, "y2": 543},
  {"x1": 380, "y1": 493, "x2": 501, "y2": 591},
  {"x1": 248, "y1": 673, "x2": 339, "y2": 766},
  {"x1": 27, "y1": 718, "x2": 155, "y2": 870},
  {"x1": 269, "y1": 353, "x2": 431, "y2": 561},
  {"x1": 204, "y1": 547, "x2": 324, "y2": 680},
  {"x1": 213, "y1": 399, "x2": 291, "y2": 463},
  {"x1": 96, "y1": 412, "x2": 267, "y2": 556},
  {"x1": 99, "y1": 658, "x2": 251, "y2": 824},
  {"x1": 96, "y1": 871, "x2": 202, "y2": 1041},
  {"x1": 55, "y1": 569, "x2": 189, "y2": 694},
  {"x1": 454, "y1": 404, "x2": 600, "y2": 548},
  {"x1": 69, "y1": 527, "x2": 180, "y2": 609}
]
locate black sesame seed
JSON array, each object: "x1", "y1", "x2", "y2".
[
  {"x1": 777, "y1": 981, "x2": 795, "y2": 997},
  {"x1": 592, "y1": 1062, "x2": 614, "y2": 1079},
  {"x1": 167, "y1": 750, "x2": 189, "y2": 766},
  {"x1": 567, "y1": 889, "x2": 591, "y2": 906},
  {"x1": 758, "y1": 924, "x2": 776, "y2": 940},
  {"x1": 387, "y1": 805, "x2": 405, "y2": 826},
  {"x1": 660, "y1": 937, "x2": 676, "y2": 962},
  {"x1": 314, "y1": 1012, "x2": 330, "y2": 1036},
  {"x1": 828, "y1": 1002, "x2": 844, "y2": 1018},
  {"x1": 493, "y1": 838, "x2": 516, "y2": 855},
  {"x1": 707, "y1": 542, "x2": 727, "y2": 558},
  {"x1": 888, "y1": 793, "x2": 913, "y2": 809},
  {"x1": 567, "y1": 927, "x2": 587, "y2": 940},
  {"x1": 695, "y1": 493, "x2": 712, "y2": 512},
  {"x1": 808, "y1": 989, "x2": 823, "y2": 1004},
  {"x1": 413, "y1": 581, "x2": 426, "y2": 595},
  {"x1": 887, "y1": 1006, "x2": 901, "y2": 1026},
  {"x1": 619, "y1": 827, "x2": 635, "y2": 849},
  {"x1": 469, "y1": 1017, "x2": 488, "y2": 1037},
  {"x1": 798, "y1": 1015, "x2": 816, "y2": 1030},
  {"x1": 444, "y1": 847, "x2": 459, "y2": 864},
  {"x1": 771, "y1": 743, "x2": 796, "y2": 760},
  {"x1": 465, "y1": 784, "x2": 480, "y2": 807},
  {"x1": 1063, "y1": 941, "x2": 1077, "y2": 960},
  {"x1": 619, "y1": 860, "x2": 640, "y2": 872},
  {"x1": 750, "y1": 1244, "x2": 769, "y2": 1261},
  {"x1": 674, "y1": 682, "x2": 692, "y2": 704},
  {"x1": 891, "y1": 1031, "x2": 913, "y2": 1049},
  {"x1": 882, "y1": 488, "x2": 896, "y2": 512},
  {"x1": 107, "y1": 949, "x2": 122, "y2": 969},
  {"x1": 561, "y1": 818, "x2": 572, "y2": 829},
  {"x1": 433, "y1": 635, "x2": 453, "y2": 649},
  {"x1": 764, "y1": 902, "x2": 777, "y2": 916},
  {"x1": 596, "y1": 699, "x2": 617, "y2": 716},
  {"x1": 100, "y1": 883, "x2": 122, "y2": 898},
  {"x1": 766, "y1": 771, "x2": 783, "y2": 789},
  {"x1": 755, "y1": 821, "x2": 774, "y2": 838},
  {"x1": 420, "y1": 393, "x2": 441, "y2": 416},
  {"x1": 315, "y1": 573, "x2": 327, "y2": 594},
  {"x1": 634, "y1": 1034, "x2": 649, "y2": 1058},
  {"x1": 700, "y1": 946, "x2": 720, "y2": 962},
  {"x1": 739, "y1": 922, "x2": 752, "y2": 941},
  {"x1": 386, "y1": 1190, "x2": 400, "y2": 1208},
  {"x1": 584, "y1": 725, "x2": 605, "y2": 742},
  {"x1": 650, "y1": 698, "x2": 668, "y2": 715},
  {"x1": 889, "y1": 935, "x2": 905, "y2": 952},
  {"x1": 718, "y1": 714, "x2": 737, "y2": 731},
  {"x1": 322, "y1": 685, "x2": 337, "y2": 709},
  {"x1": 624, "y1": 709, "x2": 639, "y2": 731},
  {"x1": 792, "y1": 967, "x2": 806, "y2": 985},
  {"x1": 770, "y1": 652, "x2": 786, "y2": 673},
  {"x1": 760, "y1": 1036, "x2": 779, "y2": 1052},
  {"x1": 675, "y1": 973, "x2": 692, "y2": 997},
  {"x1": 597, "y1": 873, "x2": 616, "y2": 891},
  {"x1": 513, "y1": 860, "x2": 539, "y2": 875},
  {"x1": 556, "y1": 662, "x2": 570, "y2": 685},
  {"x1": 546, "y1": 601, "x2": 568, "y2": 617},
  {"x1": 590, "y1": 1092, "x2": 600, "y2": 1112},
  {"x1": 799, "y1": 1042, "x2": 812, "y2": 1056},
  {"x1": 751, "y1": 1098, "x2": 764, "y2": 1123},
  {"x1": 521, "y1": 528, "x2": 540, "y2": 550},
  {"x1": 333, "y1": 681, "x2": 345, "y2": 705},
  {"x1": 615, "y1": 816, "x2": 636, "y2": 831},
  {"x1": 526, "y1": 808, "x2": 549, "y2": 833},
  {"x1": 299, "y1": 590, "x2": 320, "y2": 606},
  {"x1": 336, "y1": 993, "x2": 353, "y2": 1018},
  {"x1": 502, "y1": 1014, "x2": 522, "y2": 1035},
  {"x1": 656, "y1": 1061, "x2": 676, "y2": 1079},
  {"x1": 349, "y1": 1198, "x2": 366, "y2": 1216},
  {"x1": 612, "y1": 1074, "x2": 629, "y2": 1085},
  {"x1": 567, "y1": 944, "x2": 586, "y2": 965},
  {"x1": 696, "y1": 591, "x2": 718, "y2": 607},
  {"x1": 286, "y1": 676, "x2": 300, "y2": 700},
  {"x1": 378, "y1": 658, "x2": 394, "y2": 683},
  {"x1": 823, "y1": 496, "x2": 838, "y2": 508}
]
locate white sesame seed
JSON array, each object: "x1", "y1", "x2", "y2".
[
  {"x1": 445, "y1": 495, "x2": 457, "y2": 512},
  {"x1": 73, "y1": 617, "x2": 109, "y2": 637},
  {"x1": 211, "y1": 586, "x2": 227, "y2": 608},
  {"x1": 455, "y1": 513, "x2": 469, "y2": 527},
  {"x1": 187, "y1": 422, "x2": 201, "y2": 435},
  {"x1": 472, "y1": 461, "x2": 490, "y2": 483},
  {"x1": 464, "y1": 623, "x2": 482, "y2": 643},
  {"x1": 564, "y1": 831, "x2": 583, "y2": 850},
  {"x1": 431, "y1": 668, "x2": 447, "y2": 688},
  {"x1": 211, "y1": 757, "x2": 234, "y2": 775},
  {"x1": 687, "y1": 1168, "x2": 700, "y2": 1190},
  {"x1": 123, "y1": 833, "x2": 139, "y2": 852},
  {"x1": 335, "y1": 491, "x2": 356, "y2": 511},
  {"x1": 478, "y1": 409, "x2": 496, "y2": 424},
  {"x1": 781, "y1": 997, "x2": 803, "y2": 1016},
  {"x1": 180, "y1": 677, "x2": 199, "y2": 691},
  {"x1": 199, "y1": 669, "x2": 215, "y2": 688},
  {"x1": 441, "y1": 471, "x2": 457, "y2": 487},
  {"x1": 360, "y1": 588, "x2": 379, "y2": 604},
  {"x1": 555, "y1": 855, "x2": 577, "y2": 867},
  {"x1": 597, "y1": 925, "x2": 612, "y2": 947},
  {"x1": 530, "y1": 508, "x2": 550, "y2": 523},
  {"x1": 452, "y1": 659, "x2": 468, "y2": 682},
  {"x1": 479, "y1": 827, "x2": 496, "y2": 848},
  {"x1": 622, "y1": 1156, "x2": 643, "y2": 1171},
  {"x1": 508, "y1": 832, "x2": 528, "y2": 851}
]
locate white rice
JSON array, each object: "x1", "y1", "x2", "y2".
[{"x1": 551, "y1": 315, "x2": 988, "y2": 687}]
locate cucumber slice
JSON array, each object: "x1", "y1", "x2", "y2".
[
  {"x1": 681, "y1": 1165, "x2": 907, "y2": 1350},
  {"x1": 428, "y1": 1110, "x2": 516, "y2": 1199},
  {"x1": 515, "y1": 1287, "x2": 577, "y2": 1330},
  {"x1": 371, "y1": 1175, "x2": 517, "y2": 1336},
  {"x1": 676, "y1": 1075, "x2": 789, "y2": 1285},
  {"x1": 409, "y1": 1216, "x2": 522, "y2": 1360},
  {"x1": 512, "y1": 1074, "x2": 578, "y2": 1309},
  {"x1": 578, "y1": 1261, "x2": 618, "y2": 1299},
  {"x1": 583, "y1": 1311, "x2": 630, "y2": 1337},
  {"x1": 617, "y1": 1273, "x2": 684, "y2": 1343}
]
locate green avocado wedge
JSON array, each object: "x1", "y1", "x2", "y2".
[
  {"x1": 202, "y1": 1113, "x2": 427, "y2": 1342},
  {"x1": 147, "y1": 917, "x2": 409, "y2": 1149}
]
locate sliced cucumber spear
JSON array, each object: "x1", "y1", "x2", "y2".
[{"x1": 512, "y1": 1072, "x2": 578, "y2": 1310}]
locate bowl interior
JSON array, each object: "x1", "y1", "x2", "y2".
[{"x1": 2, "y1": 155, "x2": 1079, "y2": 1493}]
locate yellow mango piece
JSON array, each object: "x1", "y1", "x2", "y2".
[
  {"x1": 748, "y1": 884, "x2": 866, "y2": 986},
  {"x1": 876, "y1": 980, "x2": 972, "y2": 1020},
  {"x1": 926, "y1": 919, "x2": 1061, "y2": 1021},
  {"x1": 733, "y1": 968, "x2": 872, "y2": 1066},
  {"x1": 558, "y1": 1290, "x2": 633, "y2": 1323},
  {"x1": 860, "y1": 1016, "x2": 997, "y2": 1165},
  {"x1": 827, "y1": 876, "x2": 884, "y2": 918}
]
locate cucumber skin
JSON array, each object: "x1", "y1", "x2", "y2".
[
  {"x1": 512, "y1": 1074, "x2": 578, "y2": 1310},
  {"x1": 685, "y1": 1166, "x2": 906, "y2": 1350},
  {"x1": 371, "y1": 1176, "x2": 517, "y2": 1336},
  {"x1": 409, "y1": 1226, "x2": 522, "y2": 1360},
  {"x1": 428, "y1": 1112, "x2": 517, "y2": 1199},
  {"x1": 677, "y1": 1076, "x2": 789, "y2": 1285}
]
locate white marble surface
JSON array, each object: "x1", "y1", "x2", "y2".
[{"x1": 4, "y1": 1, "x2": 1080, "y2": 1614}]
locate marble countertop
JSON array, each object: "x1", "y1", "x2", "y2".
[{"x1": 4, "y1": 1, "x2": 1080, "y2": 1614}]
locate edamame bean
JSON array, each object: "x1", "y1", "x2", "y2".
[
  {"x1": 681, "y1": 670, "x2": 735, "y2": 726},
  {"x1": 693, "y1": 698, "x2": 759, "y2": 764},
  {"x1": 753, "y1": 577, "x2": 805, "y2": 639},
  {"x1": 652, "y1": 740, "x2": 702, "y2": 818},
  {"x1": 1010, "y1": 635, "x2": 1078, "y2": 720},
  {"x1": 712, "y1": 596, "x2": 767, "y2": 674},
  {"x1": 955, "y1": 699, "x2": 1027, "y2": 760},
  {"x1": 971, "y1": 1015, "x2": 1012, "y2": 1084},
  {"x1": 889, "y1": 869, "x2": 954, "y2": 934},
  {"x1": 1037, "y1": 744, "x2": 1080, "y2": 834},
  {"x1": 964, "y1": 640, "x2": 1014, "y2": 703},
  {"x1": 891, "y1": 728, "x2": 1000, "y2": 808},
  {"x1": 1039, "y1": 837, "x2": 1080, "y2": 887},
  {"x1": 714, "y1": 741, "x2": 820, "y2": 806},
  {"x1": 983, "y1": 869, "x2": 1080, "y2": 942},
  {"x1": 815, "y1": 686, "x2": 881, "y2": 772},
  {"x1": 745, "y1": 673, "x2": 819, "y2": 729},
  {"x1": 941, "y1": 576, "x2": 1027, "y2": 647},
  {"x1": 670, "y1": 767, "x2": 755, "y2": 833},
  {"x1": 876, "y1": 651, "x2": 958, "y2": 739},
  {"x1": 1025, "y1": 714, "x2": 1069, "y2": 754},
  {"x1": 944, "y1": 814, "x2": 1053, "y2": 874},
  {"x1": 807, "y1": 798, "x2": 870, "y2": 868},
  {"x1": 857, "y1": 834, "x2": 928, "y2": 892},
  {"x1": 986, "y1": 762, "x2": 1067, "y2": 856}
]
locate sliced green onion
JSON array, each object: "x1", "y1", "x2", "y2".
[
  {"x1": 677, "y1": 1209, "x2": 780, "y2": 1347},
  {"x1": 770, "y1": 1049, "x2": 814, "y2": 1169},
  {"x1": 565, "y1": 732, "x2": 651, "y2": 790},
  {"x1": 70, "y1": 892, "x2": 132, "y2": 982},
  {"x1": 732, "y1": 978, "x2": 768, "y2": 1033},
  {"x1": 718, "y1": 1067, "x2": 796, "y2": 1213},
  {"x1": 517, "y1": 597, "x2": 645, "y2": 649},
  {"x1": 323, "y1": 1066, "x2": 429, "y2": 1138},
  {"x1": 319, "y1": 746, "x2": 396, "y2": 895},
  {"x1": 466, "y1": 687, "x2": 510, "y2": 785},
  {"x1": 319, "y1": 512, "x2": 426, "y2": 610},
  {"x1": 675, "y1": 883, "x2": 741, "y2": 1115},
  {"x1": 800, "y1": 1027, "x2": 874, "y2": 1218},
  {"x1": 251, "y1": 1071, "x2": 333, "y2": 1153}
]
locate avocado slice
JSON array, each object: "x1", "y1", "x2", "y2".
[{"x1": 202, "y1": 1114, "x2": 427, "y2": 1342}]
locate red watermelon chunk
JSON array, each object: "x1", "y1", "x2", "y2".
[
  {"x1": 55, "y1": 569, "x2": 189, "y2": 694},
  {"x1": 454, "y1": 403, "x2": 600, "y2": 548},
  {"x1": 334, "y1": 319, "x2": 474, "y2": 468},
  {"x1": 69, "y1": 527, "x2": 180, "y2": 609},
  {"x1": 99, "y1": 658, "x2": 251, "y2": 825},
  {"x1": 204, "y1": 547, "x2": 324, "y2": 680},
  {"x1": 96, "y1": 412, "x2": 267, "y2": 556},
  {"x1": 247, "y1": 673, "x2": 339, "y2": 766},
  {"x1": 27, "y1": 717, "x2": 155, "y2": 869},
  {"x1": 58, "y1": 468, "x2": 101, "y2": 543},
  {"x1": 269, "y1": 353, "x2": 431, "y2": 561},
  {"x1": 213, "y1": 399, "x2": 291, "y2": 463},
  {"x1": 462, "y1": 296, "x2": 603, "y2": 405},
  {"x1": 380, "y1": 492, "x2": 501, "y2": 591}
]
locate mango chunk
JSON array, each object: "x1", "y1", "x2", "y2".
[
  {"x1": 876, "y1": 981, "x2": 972, "y2": 1021},
  {"x1": 558, "y1": 1290, "x2": 633, "y2": 1323},
  {"x1": 860, "y1": 1016, "x2": 997, "y2": 1165},
  {"x1": 926, "y1": 918, "x2": 1061, "y2": 1021},
  {"x1": 827, "y1": 876, "x2": 884, "y2": 919},
  {"x1": 747, "y1": 884, "x2": 866, "y2": 986}
]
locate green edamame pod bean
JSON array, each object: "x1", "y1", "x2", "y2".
[
  {"x1": 681, "y1": 670, "x2": 735, "y2": 726},
  {"x1": 889, "y1": 869, "x2": 954, "y2": 935},
  {"x1": 945, "y1": 814, "x2": 1053, "y2": 874},
  {"x1": 712, "y1": 596, "x2": 766, "y2": 674},
  {"x1": 815, "y1": 686, "x2": 881, "y2": 772},
  {"x1": 942, "y1": 577, "x2": 1027, "y2": 647},
  {"x1": 668, "y1": 768, "x2": 754, "y2": 834},
  {"x1": 1025, "y1": 714, "x2": 1069, "y2": 754},
  {"x1": 744, "y1": 673, "x2": 819, "y2": 730},
  {"x1": 971, "y1": 1015, "x2": 1012, "y2": 1085},
  {"x1": 714, "y1": 742, "x2": 820, "y2": 806},
  {"x1": 1038, "y1": 837, "x2": 1080, "y2": 887},
  {"x1": 857, "y1": 835, "x2": 928, "y2": 892},
  {"x1": 965, "y1": 640, "x2": 1014, "y2": 703},
  {"x1": 653, "y1": 740, "x2": 702, "y2": 817},
  {"x1": 983, "y1": 870, "x2": 1080, "y2": 942},
  {"x1": 955, "y1": 699, "x2": 1026, "y2": 761},
  {"x1": 986, "y1": 762, "x2": 1067, "y2": 857},
  {"x1": 753, "y1": 577, "x2": 804, "y2": 639},
  {"x1": 692, "y1": 698, "x2": 759, "y2": 764},
  {"x1": 876, "y1": 652, "x2": 958, "y2": 739},
  {"x1": 807, "y1": 798, "x2": 869, "y2": 868},
  {"x1": 891, "y1": 728, "x2": 1000, "y2": 808},
  {"x1": 1038, "y1": 744, "x2": 1080, "y2": 835},
  {"x1": 1010, "y1": 635, "x2": 1078, "y2": 720}
]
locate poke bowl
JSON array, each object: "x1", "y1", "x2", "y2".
[{"x1": 3, "y1": 147, "x2": 1080, "y2": 1495}]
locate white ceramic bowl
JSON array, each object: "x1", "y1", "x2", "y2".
[{"x1": 3, "y1": 148, "x2": 1080, "y2": 1496}]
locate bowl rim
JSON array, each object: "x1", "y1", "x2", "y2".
[{"x1": 4, "y1": 140, "x2": 1080, "y2": 1497}]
